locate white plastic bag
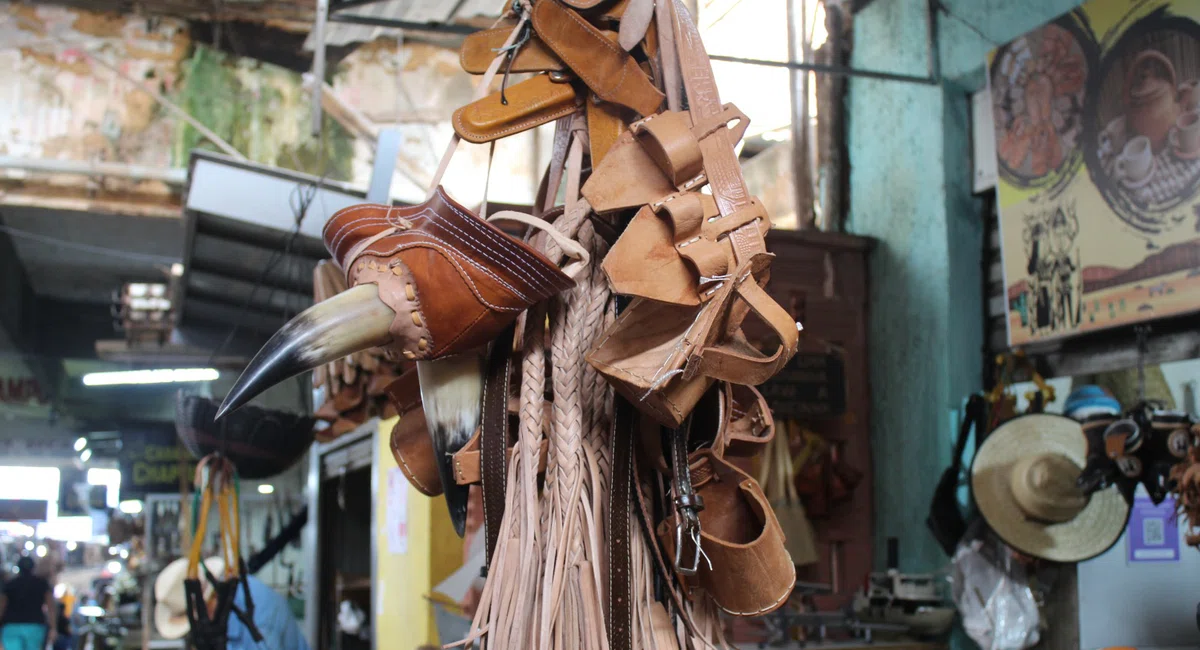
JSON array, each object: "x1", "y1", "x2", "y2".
[{"x1": 952, "y1": 531, "x2": 1041, "y2": 650}]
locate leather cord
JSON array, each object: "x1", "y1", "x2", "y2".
[
  {"x1": 481, "y1": 324, "x2": 517, "y2": 573},
  {"x1": 608, "y1": 396, "x2": 635, "y2": 650}
]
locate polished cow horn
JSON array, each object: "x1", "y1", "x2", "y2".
[{"x1": 217, "y1": 284, "x2": 394, "y2": 419}]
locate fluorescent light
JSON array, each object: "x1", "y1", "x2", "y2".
[
  {"x1": 77, "y1": 605, "x2": 105, "y2": 618},
  {"x1": 118, "y1": 500, "x2": 143, "y2": 514},
  {"x1": 74, "y1": 437, "x2": 88, "y2": 452},
  {"x1": 82, "y1": 368, "x2": 218, "y2": 386},
  {"x1": 66, "y1": 541, "x2": 77, "y2": 551},
  {"x1": 36, "y1": 545, "x2": 47, "y2": 557},
  {"x1": 106, "y1": 561, "x2": 121, "y2": 574},
  {"x1": 80, "y1": 449, "x2": 92, "y2": 462},
  {"x1": 257, "y1": 484, "x2": 275, "y2": 495},
  {"x1": 24, "y1": 541, "x2": 34, "y2": 551}
]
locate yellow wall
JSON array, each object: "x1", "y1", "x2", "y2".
[{"x1": 373, "y1": 416, "x2": 464, "y2": 649}]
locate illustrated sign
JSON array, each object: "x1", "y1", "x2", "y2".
[
  {"x1": 990, "y1": 0, "x2": 1200, "y2": 346},
  {"x1": 1128, "y1": 494, "x2": 1180, "y2": 562},
  {"x1": 758, "y1": 352, "x2": 846, "y2": 419}
]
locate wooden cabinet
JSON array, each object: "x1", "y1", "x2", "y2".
[{"x1": 760, "y1": 228, "x2": 874, "y2": 609}]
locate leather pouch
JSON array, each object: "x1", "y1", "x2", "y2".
[
  {"x1": 385, "y1": 371, "x2": 443, "y2": 497},
  {"x1": 657, "y1": 450, "x2": 795, "y2": 616},
  {"x1": 453, "y1": 74, "x2": 581, "y2": 144},
  {"x1": 582, "y1": 104, "x2": 750, "y2": 213},
  {"x1": 324, "y1": 186, "x2": 577, "y2": 361},
  {"x1": 587, "y1": 270, "x2": 798, "y2": 428}
]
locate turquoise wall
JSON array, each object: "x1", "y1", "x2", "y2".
[{"x1": 846, "y1": 0, "x2": 1084, "y2": 572}]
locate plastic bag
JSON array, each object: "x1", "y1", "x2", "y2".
[{"x1": 951, "y1": 526, "x2": 1041, "y2": 650}]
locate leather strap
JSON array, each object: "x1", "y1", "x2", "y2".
[
  {"x1": 670, "y1": 0, "x2": 767, "y2": 272},
  {"x1": 532, "y1": 0, "x2": 664, "y2": 117},
  {"x1": 481, "y1": 323, "x2": 517, "y2": 573},
  {"x1": 693, "y1": 273, "x2": 799, "y2": 385},
  {"x1": 461, "y1": 25, "x2": 564, "y2": 74},
  {"x1": 608, "y1": 396, "x2": 635, "y2": 650}
]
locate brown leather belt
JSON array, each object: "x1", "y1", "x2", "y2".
[
  {"x1": 481, "y1": 323, "x2": 516, "y2": 573},
  {"x1": 608, "y1": 397, "x2": 634, "y2": 650}
]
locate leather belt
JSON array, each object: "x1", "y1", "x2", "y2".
[
  {"x1": 607, "y1": 397, "x2": 635, "y2": 650},
  {"x1": 481, "y1": 324, "x2": 516, "y2": 573},
  {"x1": 668, "y1": 414, "x2": 703, "y2": 576}
]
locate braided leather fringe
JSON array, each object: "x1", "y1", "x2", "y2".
[{"x1": 461, "y1": 119, "x2": 733, "y2": 650}]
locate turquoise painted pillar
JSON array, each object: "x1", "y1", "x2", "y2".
[
  {"x1": 847, "y1": 0, "x2": 1087, "y2": 573},
  {"x1": 846, "y1": 0, "x2": 981, "y2": 573}
]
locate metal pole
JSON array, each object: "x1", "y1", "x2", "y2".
[
  {"x1": 708, "y1": 54, "x2": 940, "y2": 85},
  {"x1": 311, "y1": 0, "x2": 329, "y2": 139}
]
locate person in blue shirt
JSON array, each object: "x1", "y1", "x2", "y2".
[{"x1": 226, "y1": 575, "x2": 309, "y2": 650}]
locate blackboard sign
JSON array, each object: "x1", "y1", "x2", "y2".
[
  {"x1": 758, "y1": 352, "x2": 846, "y2": 419},
  {"x1": 119, "y1": 427, "x2": 197, "y2": 500}
]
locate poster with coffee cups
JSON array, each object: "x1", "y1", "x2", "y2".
[{"x1": 990, "y1": 0, "x2": 1200, "y2": 346}]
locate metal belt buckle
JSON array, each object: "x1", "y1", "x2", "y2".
[{"x1": 673, "y1": 508, "x2": 703, "y2": 576}]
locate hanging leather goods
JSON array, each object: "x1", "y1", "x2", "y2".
[
  {"x1": 185, "y1": 455, "x2": 263, "y2": 650},
  {"x1": 652, "y1": 383, "x2": 796, "y2": 616}
]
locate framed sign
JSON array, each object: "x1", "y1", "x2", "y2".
[
  {"x1": 758, "y1": 352, "x2": 846, "y2": 419},
  {"x1": 990, "y1": 0, "x2": 1200, "y2": 346}
]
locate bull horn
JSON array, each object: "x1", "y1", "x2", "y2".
[{"x1": 216, "y1": 284, "x2": 394, "y2": 419}]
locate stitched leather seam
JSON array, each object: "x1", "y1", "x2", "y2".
[
  {"x1": 359, "y1": 243, "x2": 522, "y2": 313},
  {"x1": 430, "y1": 207, "x2": 562, "y2": 294},
  {"x1": 393, "y1": 438, "x2": 436, "y2": 495},
  {"x1": 404, "y1": 265, "x2": 435, "y2": 356},
  {"x1": 323, "y1": 203, "x2": 414, "y2": 241},
  {"x1": 431, "y1": 192, "x2": 569, "y2": 290},
  {"x1": 356, "y1": 229, "x2": 533, "y2": 304},
  {"x1": 714, "y1": 572, "x2": 795, "y2": 616},
  {"x1": 341, "y1": 207, "x2": 566, "y2": 298},
  {"x1": 435, "y1": 196, "x2": 572, "y2": 295},
  {"x1": 326, "y1": 205, "x2": 437, "y2": 254}
]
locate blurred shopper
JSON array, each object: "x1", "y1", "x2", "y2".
[
  {"x1": 52, "y1": 600, "x2": 72, "y2": 650},
  {"x1": 0, "y1": 556, "x2": 57, "y2": 650}
]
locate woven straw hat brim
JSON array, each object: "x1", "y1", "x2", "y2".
[{"x1": 971, "y1": 413, "x2": 1130, "y2": 563}]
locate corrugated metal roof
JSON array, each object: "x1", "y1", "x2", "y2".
[{"x1": 306, "y1": 0, "x2": 501, "y2": 48}]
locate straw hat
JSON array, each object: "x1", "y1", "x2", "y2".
[
  {"x1": 971, "y1": 414, "x2": 1130, "y2": 562},
  {"x1": 153, "y1": 556, "x2": 225, "y2": 639}
]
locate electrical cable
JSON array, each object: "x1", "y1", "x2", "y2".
[{"x1": 0, "y1": 223, "x2": 180, "y2": 265}]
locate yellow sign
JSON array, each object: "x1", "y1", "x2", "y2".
[{"x1": 990, "y1": 0, "x2": 1200, "y2": 346}]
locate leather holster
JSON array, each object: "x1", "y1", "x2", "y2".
[{"x1": 324, "y1": 186, "x2": 575, "y2": 361}]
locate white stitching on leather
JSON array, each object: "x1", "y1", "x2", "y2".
[
  {"x1": 362, "y1": 238, "x2": 524, "y2": 311},
  {"x1": 436, "y1": 198, "x2": 567, "y2": 291}
]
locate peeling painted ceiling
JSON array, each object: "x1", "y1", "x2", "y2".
[{"x1": 19, "y1": 0, "x2": 504, "y2": 33}]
